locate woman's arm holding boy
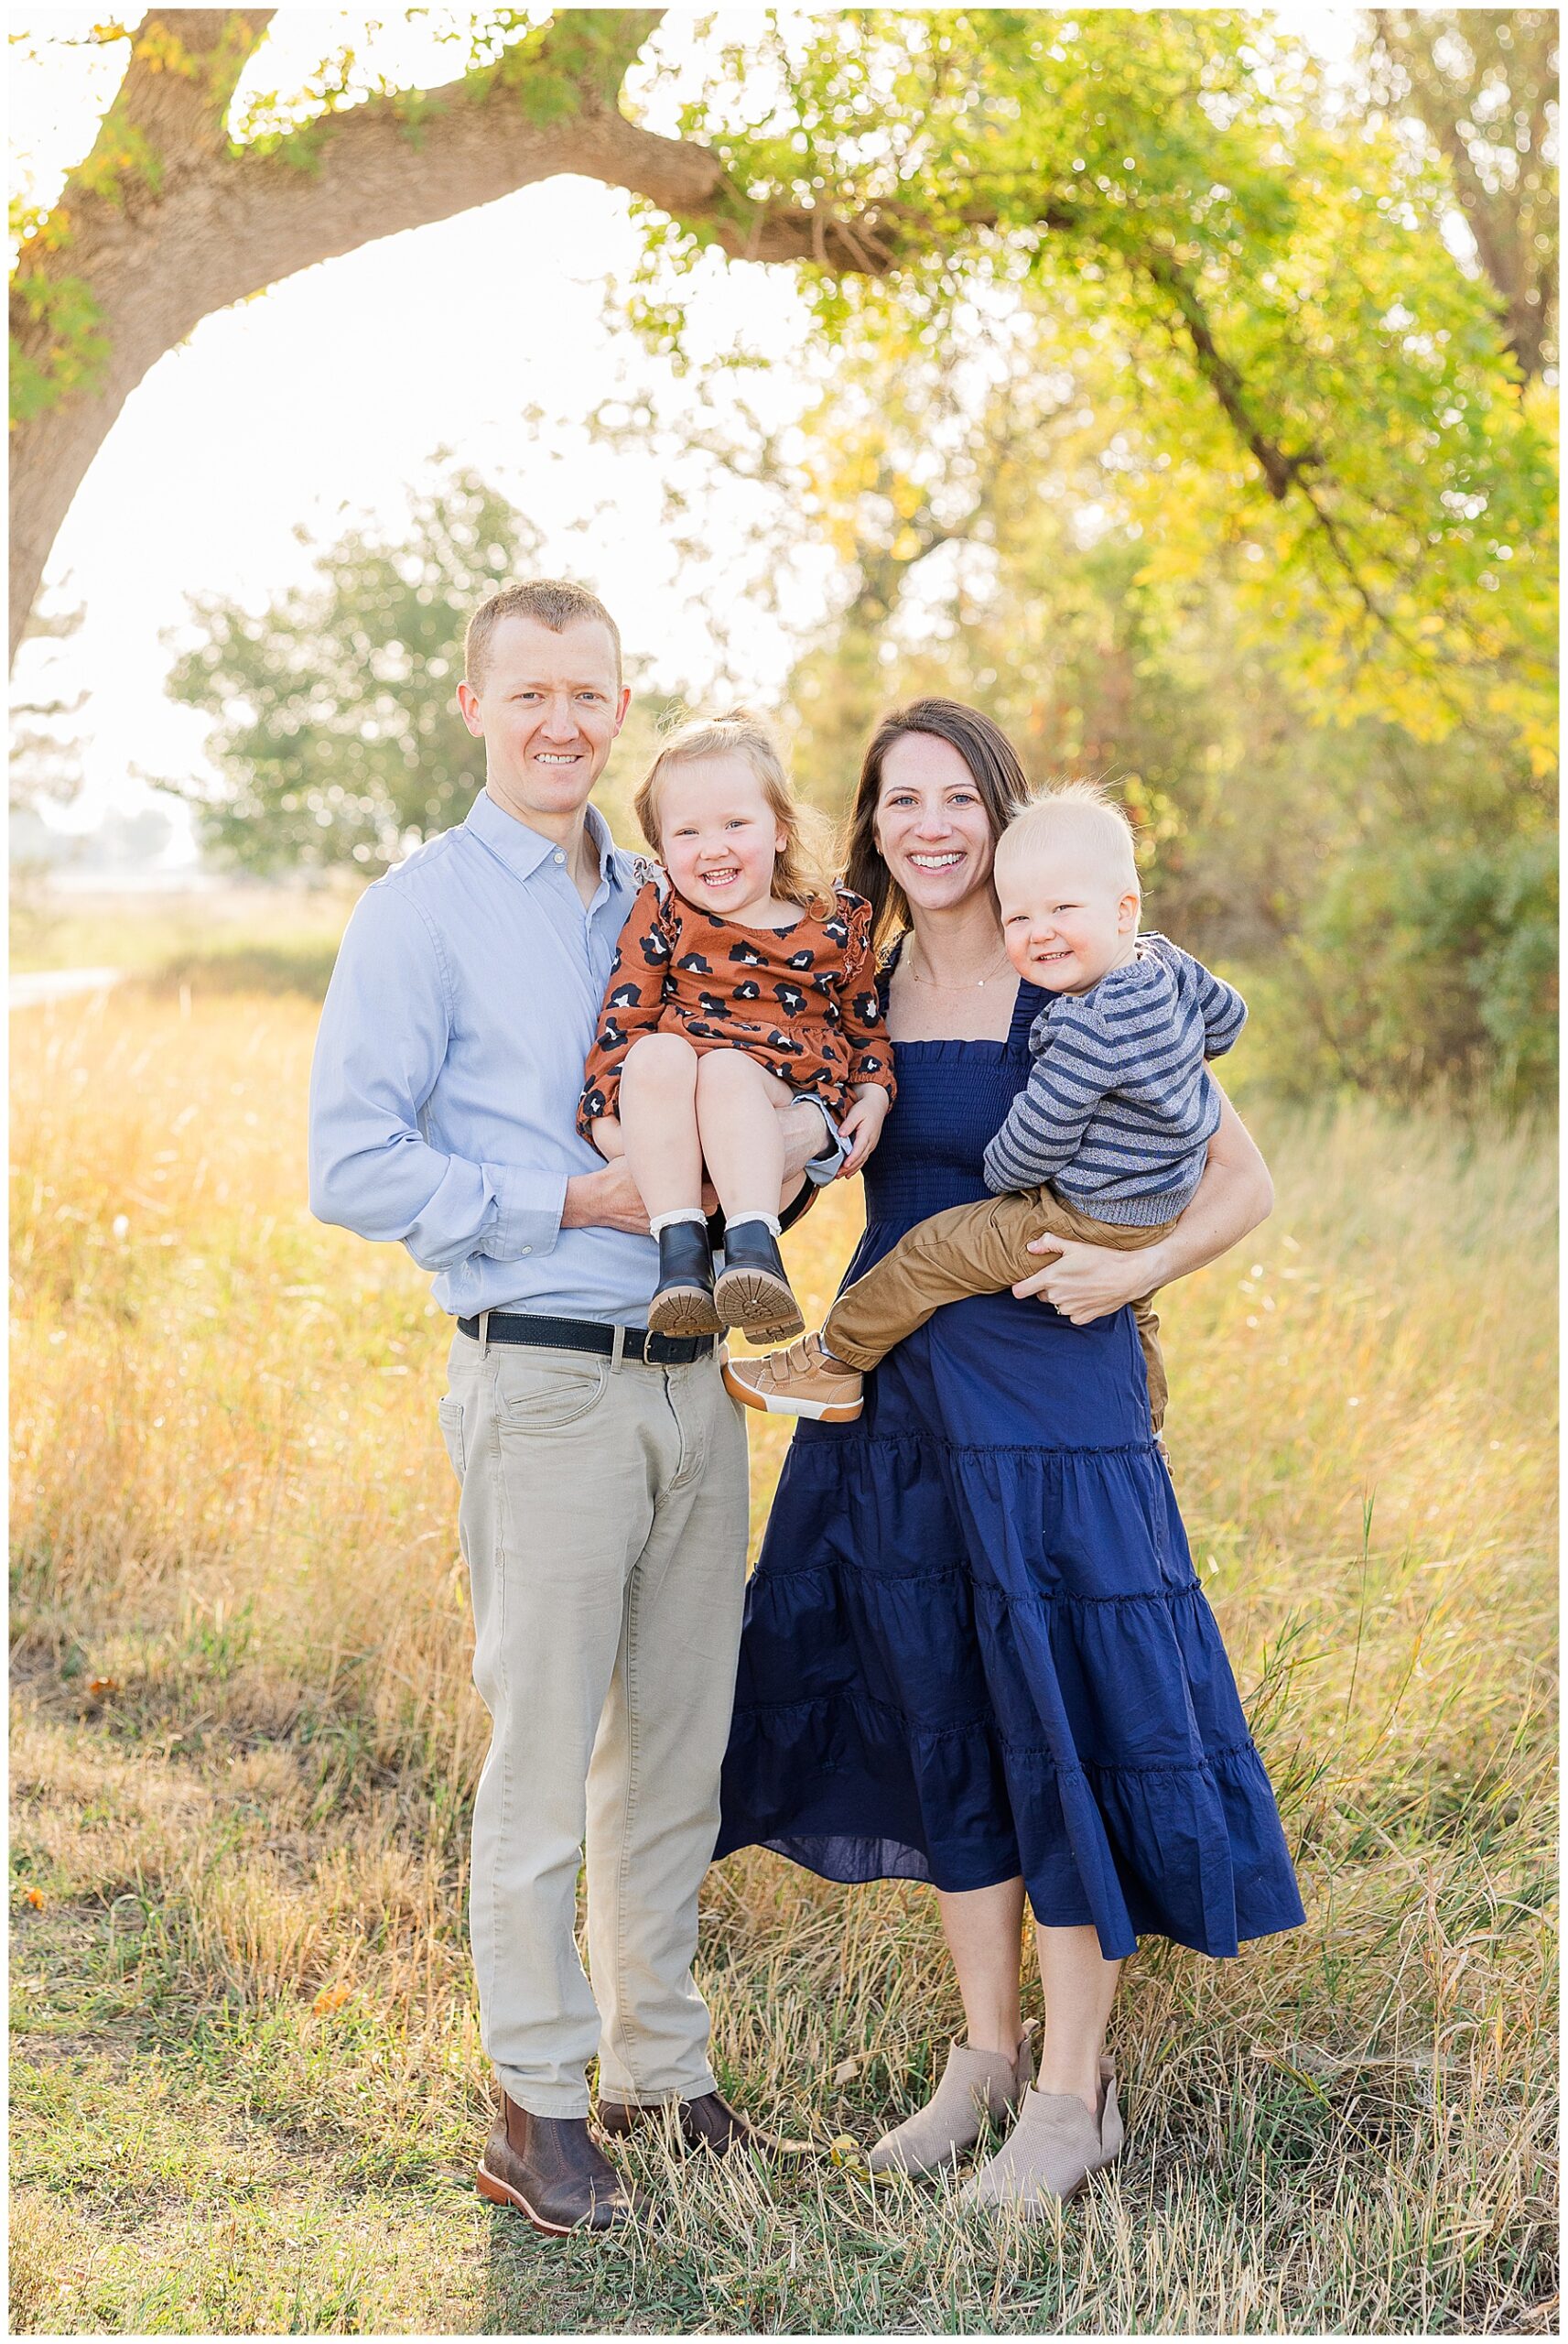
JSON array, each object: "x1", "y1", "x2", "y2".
[{"x1": 1010, "y1": 1083, "x2": 1272, "y2": 1322}]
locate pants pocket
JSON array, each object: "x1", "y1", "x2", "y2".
[
  {"x1": 494, "y1": 1353, "x2": 610, "y2": 1433},
  {"x1": 437, "y1": 1394, "x2": 467, "y2": 1481}
]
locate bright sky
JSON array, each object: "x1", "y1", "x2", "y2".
[{"x1": 10, "y1": 6, "x2": 1363, "y2": 864}]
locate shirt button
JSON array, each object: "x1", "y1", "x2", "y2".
[
  {"x1": 521, "y1": 1245, "x2": 533, "y2": 1256},
  {"x1": 554, "y1": 852, "x2": 565, "y2": 865}
]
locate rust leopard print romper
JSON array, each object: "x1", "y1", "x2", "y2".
[{"x1": 578, "y1": 878, "x2": 895, "y2": 1138}]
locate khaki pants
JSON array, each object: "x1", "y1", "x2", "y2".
[
  {"x1": 438, "y1": 1331, "x2": 750, "y2": 2119},
  {"x1": 823, "y1": 1188, "x2": 1179, "y2": 1432}
]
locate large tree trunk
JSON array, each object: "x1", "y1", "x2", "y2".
[{"x1": 10, "y1": 8, "x2": 901, "y2": 666}]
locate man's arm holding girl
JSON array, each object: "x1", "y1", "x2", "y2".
[{"x1": 310, "y1": 883, "x2": 654, "y2": 1248}]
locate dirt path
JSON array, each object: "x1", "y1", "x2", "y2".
[{"x1": 9, "y1": 967, "x2": 125, "y2": 1009}]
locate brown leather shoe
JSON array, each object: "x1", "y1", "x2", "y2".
[
  {"x1": 598, "y1": 2089, "x2": 776, "y2": 2156},
  {"x1": 476, "y1": 2092, "x2": 643, "y2": 2234}
]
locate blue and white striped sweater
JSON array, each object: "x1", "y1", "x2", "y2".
[{"x1": 983, "y1": 934, "x2": 1247, "y2": 1225}]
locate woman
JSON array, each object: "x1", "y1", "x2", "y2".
[{"x1": 715, "y1": 701, "x2": 1304, "y2": 2209}]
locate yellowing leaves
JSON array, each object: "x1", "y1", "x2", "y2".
[{"x1": 131, "y1": 24, "x2": 197, "y2": 79}]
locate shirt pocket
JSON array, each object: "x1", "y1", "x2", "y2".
[{"x1": 494, "y1": 1353, "x2": 611, "y2": 1434}]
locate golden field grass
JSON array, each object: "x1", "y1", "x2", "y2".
[{"x1": 8, "y1": 965, "x2": 1559, "y2": 2335}]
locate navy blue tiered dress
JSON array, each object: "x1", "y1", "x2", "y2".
[{"x1": 716, "y1": 972, "x2": 1305, "y2": 1961}]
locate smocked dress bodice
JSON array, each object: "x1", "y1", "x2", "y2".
[{"x1": 856, "y1": 1016, "x2": 1032, "y2": 1225}]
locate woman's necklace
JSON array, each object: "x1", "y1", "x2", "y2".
[{"x1": 903, "y1": 937, "x2": 1012, "y2": 990}]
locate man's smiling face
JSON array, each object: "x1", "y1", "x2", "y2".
[{"x1": 458, "y1": 613, "x2": 630, "y2": 830}]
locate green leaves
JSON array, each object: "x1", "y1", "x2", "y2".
[
  {"x1": 630, "y1": 9, "x2": 1554, "y2": 769},
  {"x1": 166, "y1": 470, "x2": 538, "y2": 877},
  {"x1": 8, "y1": 271, "x2": 110, "y2": 423},
  {"x1": 630, "y1": 11, "x2": 1557, "y2": 1102},
  {"x1": 73, "y1": 103, "x2": 164, "y2": 204}
]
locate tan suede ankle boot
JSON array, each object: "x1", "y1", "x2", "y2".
[
  {"x1": 958, "y1": 2056, "x2": 1122, "y2": 2211},
  {"x1": 867, "y1": 2035, "x2": 1033, "y2": 2178}
]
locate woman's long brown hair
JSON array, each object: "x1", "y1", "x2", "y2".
[{"x1": 841, "y1": 700, "x2": 1033, "y2": 954}]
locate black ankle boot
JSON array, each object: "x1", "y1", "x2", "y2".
[
  {"x1": 648, "y1": 1221, "x2": 722, "y2": 1337},
  {"x1": 714, "y1": 1221, "x2": 805, "y2": 1341}
]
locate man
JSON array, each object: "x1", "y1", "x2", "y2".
[{"x1": 308, "y1": 581, "x2": 838, "y2": 2236}]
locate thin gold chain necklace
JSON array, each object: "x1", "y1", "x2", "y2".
[{"x1": 903, "y1": 938, "x2": 1012, "y2": 990}]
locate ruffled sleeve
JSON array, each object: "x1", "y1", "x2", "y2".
[
  {"x1": 835, "y1": 893, "x2": 896, "y2": 1101},
  {"x1": 578, "y1": 878, "x2": 676, "y2": 1139}
]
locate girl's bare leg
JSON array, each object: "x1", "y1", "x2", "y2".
[
  {"x1": 936, "y1": 1880, "x2": 1028, "y2": 2055},
  {"x1": 1033, "y1": 1923, "x2": 1122, "y2": 2112},
  {"x1": 693, "y1": 1052, "x2": 793, "y2": 1223},
  {"x1": 618, "y1": 1034, "x2": 702, "y2": 1219}
]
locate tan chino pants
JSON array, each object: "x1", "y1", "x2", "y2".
[
  {"x1": 438, "y1": 1330, "x2": 750, "y2": 2119},
  {"x1": 823, "y1": 1187, "x2": 1179, "y2": 1432}
]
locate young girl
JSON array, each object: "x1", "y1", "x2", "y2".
[{"x1": 579, "y1": 714, "x2": 895, "y2": 1340}]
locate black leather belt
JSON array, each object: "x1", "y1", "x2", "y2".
[{"x1": 456, "y1": 1309, "x2": 713, "y2": 1367}]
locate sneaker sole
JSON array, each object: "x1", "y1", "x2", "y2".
[
  {"x1": 721, "y1": 1361, "x2": 863, "y2": 1422},
  {"x1": 713, "y1": 1267, "x2": 805, "y2": 1341},
  {"x1": 647, "y1": 1284, "x2": 724, "y2": 1338}
]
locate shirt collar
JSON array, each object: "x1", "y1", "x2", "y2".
[
  {"x1": 586, "y1": 800, "x2": 643, "y2": 893},
  {"x1": 463, "y1": 787, "x2": 634, "y2": 892}
]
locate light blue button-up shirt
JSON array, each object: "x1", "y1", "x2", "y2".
[{"x1": 308, "y1": 789, "x2": 661, "y2": 1322}]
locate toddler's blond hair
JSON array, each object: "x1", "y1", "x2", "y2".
[
  {"x1": 995, "y1": 780, "x2": 1141, "y2": 898},
  {"x1": 635, "y1": 711, "x2": 833, "y2": 916}
]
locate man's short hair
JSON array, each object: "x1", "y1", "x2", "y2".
[{"x1": 464, "y1": 580, "x2": 623, "y2": 693}]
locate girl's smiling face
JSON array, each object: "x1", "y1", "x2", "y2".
[
  {"x1": 654, "y1": 754, "x2": 788, "y2": 923},
  {"x1": 872, "y1": 732, "x2": 999, "y2": 913}
]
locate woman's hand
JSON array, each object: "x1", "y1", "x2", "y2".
[
  {"x1": 1011, "y1": 1234, "x2": 1162, "y2": 1323},
  {"x1": 837, "y1": 1085, "x2": 891, "y2": 1177}
]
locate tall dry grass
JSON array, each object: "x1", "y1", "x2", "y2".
[{"x1": 10, "y1": 982, "x2": 1558, "y2": 2334}]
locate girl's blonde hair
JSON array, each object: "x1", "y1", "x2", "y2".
[{"x1": 634, "y1": 711, "x2": 834, "y2": 916}]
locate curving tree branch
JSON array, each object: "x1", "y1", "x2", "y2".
[
  {"x1": 9, "y1": 6, "x2": 911, "y2": 663},
  {"x1": 9, "y1": 8, "x2": 1459, "y2": 667}
]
